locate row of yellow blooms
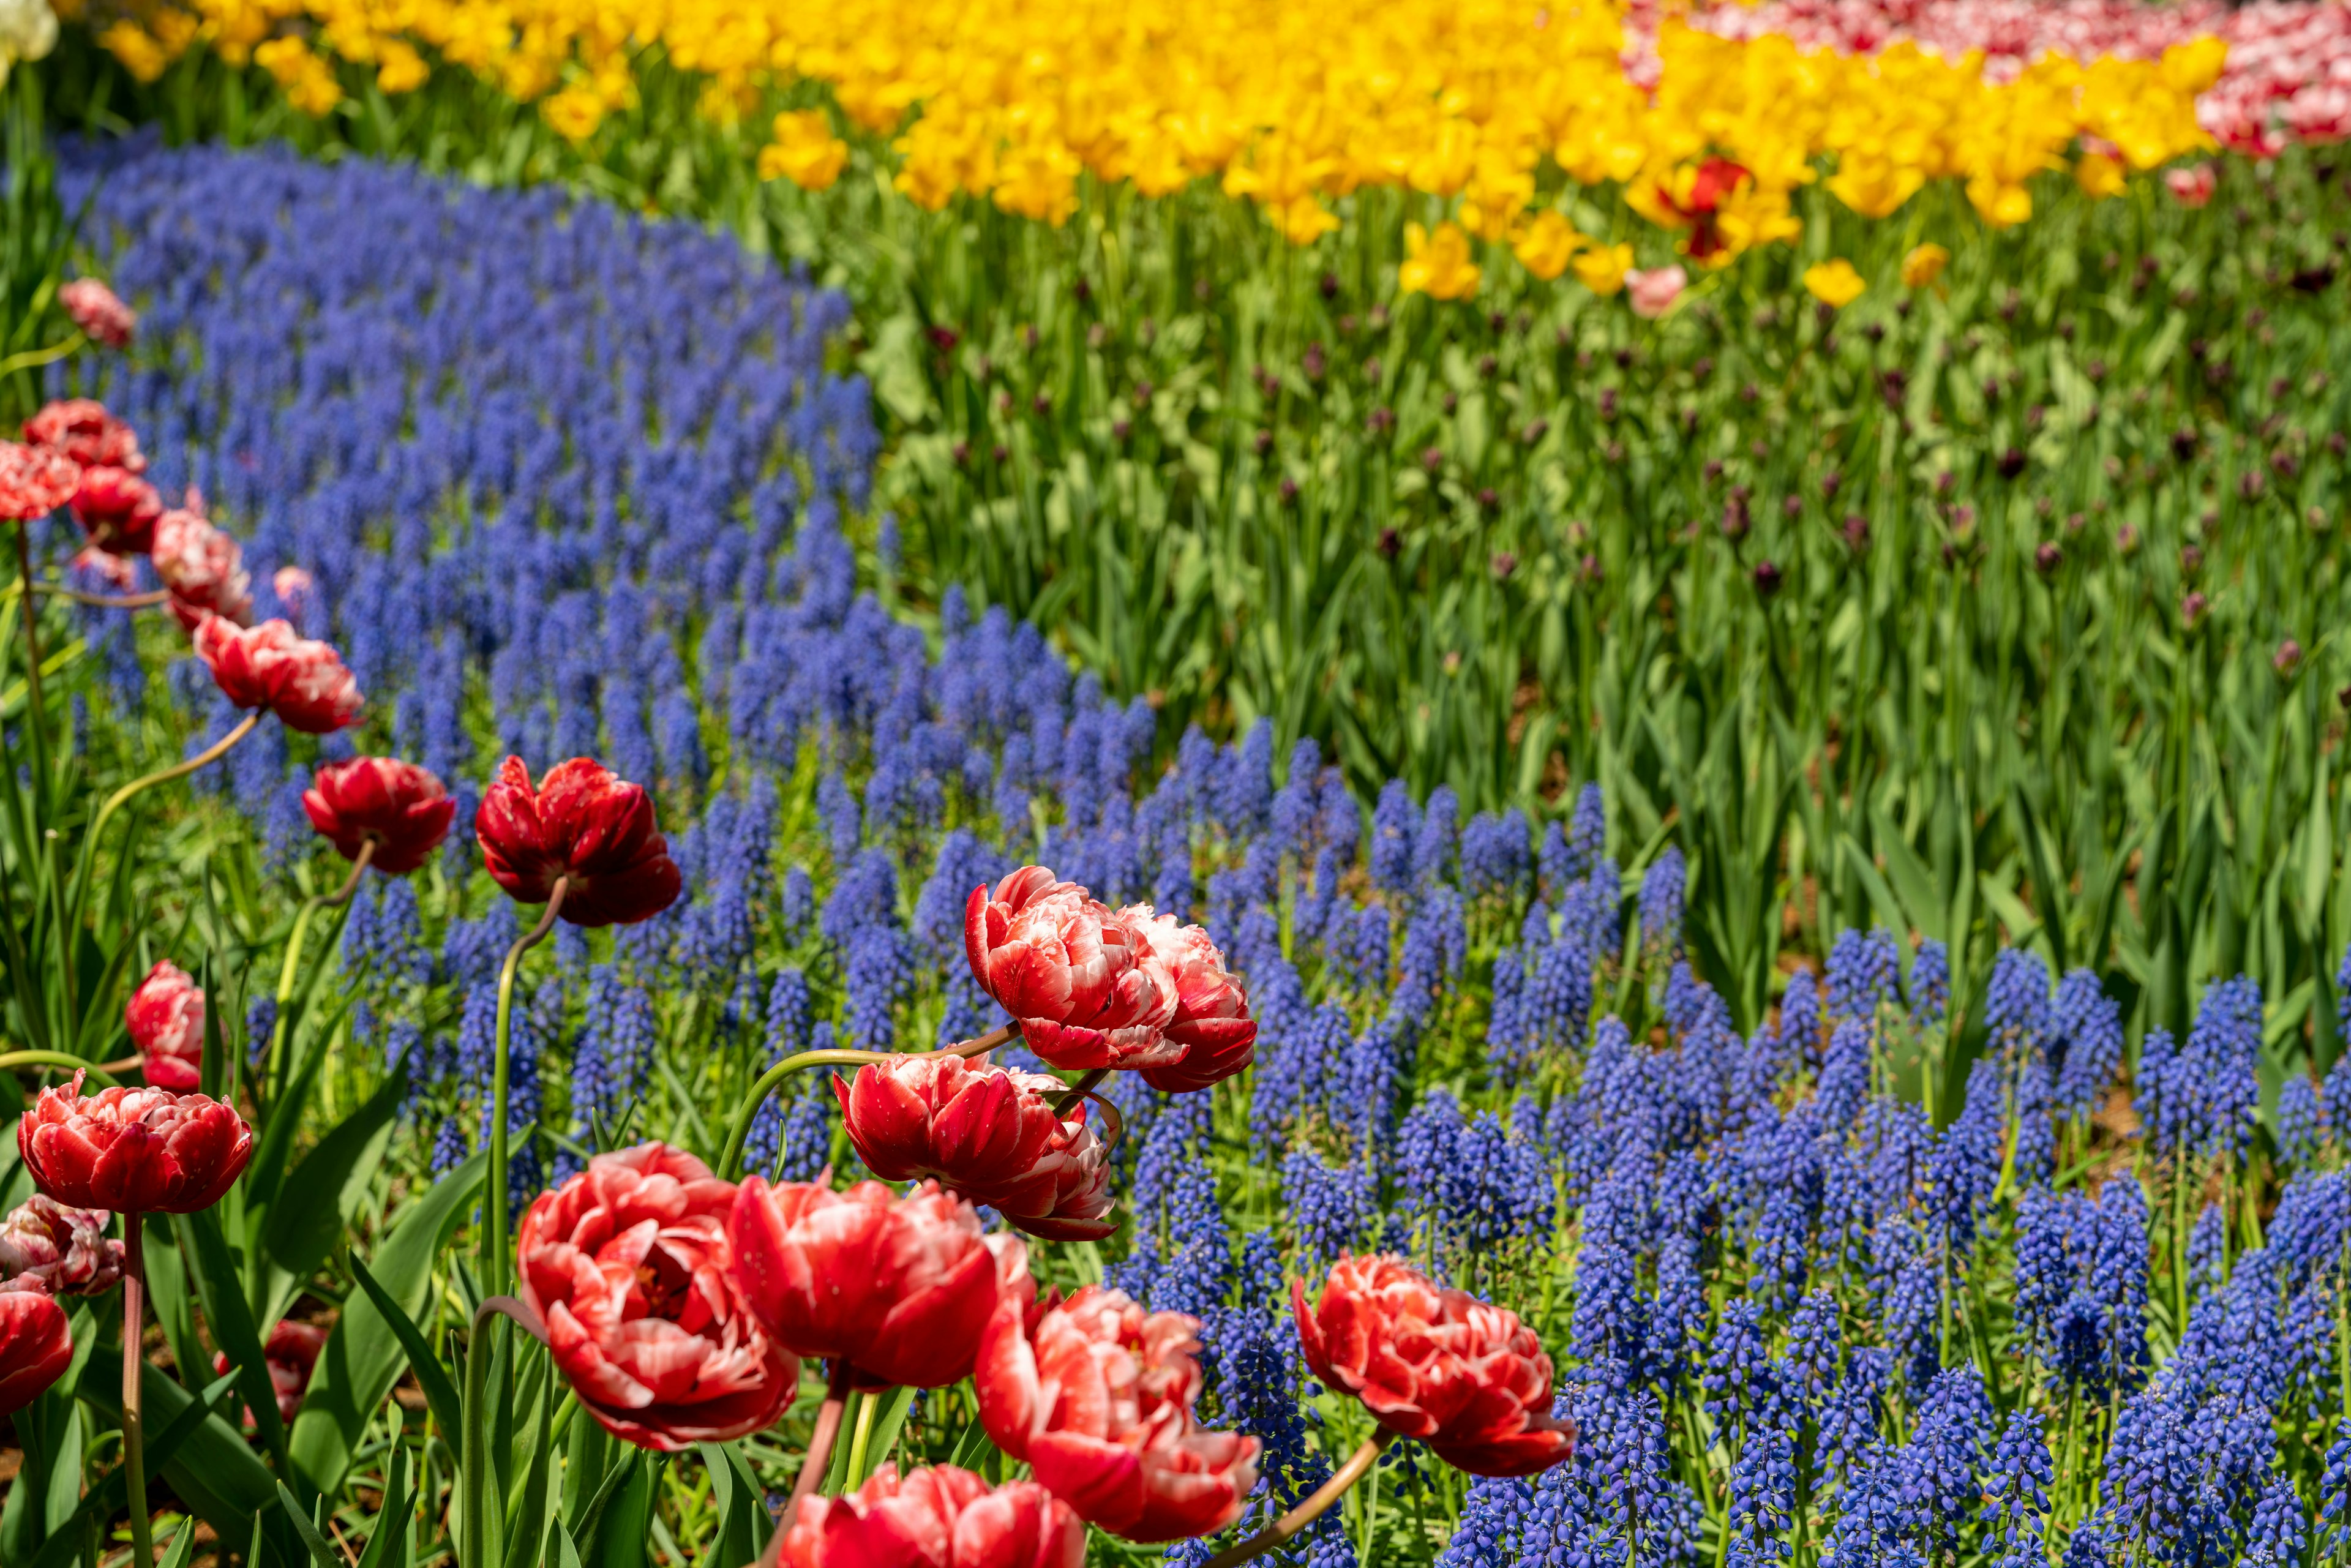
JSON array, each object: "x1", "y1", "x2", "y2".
[{"x1": 72, "y1": 0, "x2": 2225, "y2": 291}]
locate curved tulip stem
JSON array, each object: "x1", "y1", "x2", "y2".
[
  {"x1": 1199, "y1": 1432, "x2": 1394, "y2": 1568},
  {"x1": 86, "y1": 710, "x2": 261, "y2": 850},
  {"x1": 718, "y1": 1024, "x2": 1014, "y2": 1179},
  {"x1": 37, "y1": 583, "x2": 172, "y2": 610},
  {"x1": 0, "y1": 1049, "x2": 117, "y2": 1086},
  {"x1": 1050, "y1": 1067, "x2": 1110, "y2": 1118},
  {"x1": 487, "y1": 879, "x2": 566, "y2": 1300},
  {"x1": 462, "y1": 1297, "x2": 549, "y2": 1568},
  {"x1": 266, "y1": 839, "x2": 377, "y2": 1100},
  {"x1": 0, "y1": 331, "x2": 84, "y2": 380},
  {"x1": 121, "y1": 1210, "x2": 153, "y2": 1567},
  {"x1": 13, "y1": 520, "x2": 45, "y2": 754},
  {"x1": 842, "y1": 1390, "x2": 881, "y2": 1490},
  {"x1": 776, "y1": 1359, "x2": 856, "y2": 1547}
]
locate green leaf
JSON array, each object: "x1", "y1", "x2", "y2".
[
  {"x1": 157, "y1": 1515, "x2": 201, "y2": 1568},
  {"x1": 274, "y1": 1482, "x2": 340, "y2": 1568},
  {"x1": 354, "y1": 1447, "x2": 414, "y2": 1568},
  {"x1": 346, "y1": 1252, "x2": 463, "y2": 1442},
  {"x1": 52, "y1": 1367, "x2": 263, "y2": 1568},
  {"x1": 290, "y1": 1147, "x2": 487, "y2": 1495},
  {"x1": 1870, "y1": 805, "x2": 1948, "y2": 944},
  {"x1": 262, "y1": 1064, "x2": 407, "y2": 1288},
  {"x1": 173, "y1": 1207, "x2": 289, "y2": 1470},
  {"x1": 701, "y1": 1441, "x2": 771, "y2": 1568}
]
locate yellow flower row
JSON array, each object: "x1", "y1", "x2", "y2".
[{"x1": 76, "y1": 0, "x2": 2225, "y2": 276}]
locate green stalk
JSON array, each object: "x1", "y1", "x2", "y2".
[
  {"x1": 1202, "y1": 1433, "x2": 1393, "y2": 1568},
  {"x1": 842, "y1": 1390, "x2": 881, "y2": 1490},
  {"x1": 120, "y1": 1211, "x2": 152, "y2": 1567},
  {"x1": 484, "y1": 878, "x2": 567, "y2": 1300},
  {"x1": 265, "y1": 838, "x2": 375, "y2": 1101}
]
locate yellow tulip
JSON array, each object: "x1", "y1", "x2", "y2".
[
  {"x1": 2074, "y1": 151, "x2": 2126, "y2": 199},
  {"x1": 1511, "y1": 211, "x2": 1586, "y2": 282},
  {"x1": 1900, "y1": 242, "x2": 1950, "y2": 288},
  {"x1": 1572, "y1": 241, "x2": 1634, "y2": 298},
  {"x1": 759, "y1": 110, "x2": 851, "y2": 190},
  {"x1": 1802, "y1": 258, "x2": 1865, "y2": 309},
  {"x1": 1399, "y1": 221, "x2": 1480, "y2": 301}
]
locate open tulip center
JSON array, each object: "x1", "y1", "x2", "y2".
[{"x1": 632, "y1": 1240, "x2": 697, "y2": 1321}]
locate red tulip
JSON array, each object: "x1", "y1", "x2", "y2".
[
  {"x1": 475, "y1": 756, "x2": 683, "y2": 927},
  {"x1": 1291, "y1": 1256, "x2": 1574, "y2": 1477},
  {"x1": 23, "y1": 400, "x2": 144, "y2": 473},
  {"x1": 70, "y1": 465, "x2": 165, "y2": 555},
  {"x1": 963, "y1": 866, "x2": 1180, "y2": 1070},
  {"x1": 779, "y1": 1465, "x2": 1084, "y2": 1568},
  {"x1": 0, "y1": 1288, "x2": 72, "y2": 1417},
  {"x1": 977, "y1": 1284, "x2": 1258, "y2": 1542},
  {"x1": 126, "y1": 959, "x2": 205, "y2": 1093},
  {"x1": 152, "y1": 509, "x2": 253, "y2": 629},
  {"x1": 0, "y1": 441, "x2": 81, "y2": 522},
  {"x1": 192, "y1": 614, "x2": 363, "y2": 735},
  {"x1": 518, "y1": 1144, "x2": 797, "y2": 1452},
  {"x1": 1123, "y1": 909, "x2": 1258, "y2": 1094},
  {"x1": 833, "y1": 1055, "x2": 1116, "y2": 1242},
  {"x1": 303, "y1": 757, "x2": 456, "y2": 875},
  {"x1": 58, "y1": 280, "x2": 137, "y2": 350},
  {"x1": 214, "y1": 1319, "x2": 328, "y2": 1427},
  {"x1": 0, "y1": 1196, "x2": 126, "y2": 1296},
  {"x1": 17, "y1": 1073, "x2": 253, "y2": 1215},
  {"x1": 727, "y1": 1177, "x2": 1027, "y2": 1389}
]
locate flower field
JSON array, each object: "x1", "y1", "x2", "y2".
[{"x1": 0, "y1": 1, "x2": 2349, "y2": 1567}]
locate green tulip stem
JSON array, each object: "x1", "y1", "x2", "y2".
[
  {"x1": 86, "y1": 710, "x2": 261, "y2": 850},
  {"x1": 1201, "y1": 1431, "x2": 1393, "y2": 1568},
  {"x1": 842, "y1": 1389, "x2": 881, "y2": 1490},
  {"x1": 266, "y1": 838, "x2": 376, "y2": 1100},
  {"x1": 121, "y1": 1210, "x2": 154, "y2": 1567},
  {"x1": 486, "y1": 878, "x2": 567, "y2": 1302},
  {"x1": 0, "y1": 1050, "x2": 116, "y2": 1086},
  {"x1": 0, "y1": 331, "x2": 85, "y2": 381},
  {"x1": 1050, "y1": 1067, "x2": 1110, "y2": 1117},
  {"x1": 32, "y1": 583, "x2": 172, "y2": 610},
  {"x1": 13, "y1": 519, "x2": 45, "y2": 750},
  {"x1": 461, "y1": 1296, "x2": 549, "y2": 1568},
  {"x1": 717, "y1": 1024, "x2": 1013, "y2": 1180}
]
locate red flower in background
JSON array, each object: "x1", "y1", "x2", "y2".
[
  {"x1": 126, "y1": 959, "x2": 205, "y2": 1093},
  {"x1": 475, "y1": 756, "x2": 683, "y2": 927},
  {"x1": 192, "y1": 614, "x2": 363, "y2": 734},
  {"x1": 215, "y1": 1319, "x2": 328, "y2": 1428},
  {"x1": 0, "y1": 441, "x2": 82, "y2": 522},
  {"x1": 1654, "y1": 157, "x2": 1750, "y2": 261},
  {"x1": 69, "y1": 466, "x2": 165, "y2": 555},
  {"x1": 152, "y1": 509, "x2": 253, "y2": 629},
  {"x1": 728, "y1": 1177, "x2": 1027, "y2": 1389},
  {"x1": 59, "y1": 280, "x2": 137, "y2": 350},
  {"x1": 23, "y1": 400, "x2": 144, "y2": 472},
  {"x1": 304, "y1": 757, "x2": 456, "y2": 875},
  {"x1": 1123, "y1": 909, "x2": 1257, "y2": 1094},
  {"x1": 17, "y1": 1074, "x2": 253, "y2": 1215},
  {"x1": 0, "y1": 1288, "x2": 72, "y2": 1417},
  {"x1": 1292, "y1": 1255, "x2": 1574, "y2": 1477},
  {"x1": 519, "y1": 1144, "x2": 798, "y2": 1452},
  {"x1": 0, "y1": 1196, "x2": 126, "y2": 1296},
  {"x1": 834, "y1": 1054, "x2": 1116, "y2": 1241},
  {"x1": 779, "y1": 1465, "x2": 1084, "y2": 1568},
  {"x1": 964, "y1": 866, "x2": 1180, "y2": 1070},
  {"x1": 977, "y1": 1283, "x2": 1258, "y2": 1542}
]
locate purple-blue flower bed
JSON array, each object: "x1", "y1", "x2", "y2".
[{"x1": 45, "y1": 137, "x2": 2351, "y2": 1564}]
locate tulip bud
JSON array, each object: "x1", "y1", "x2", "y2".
[
  {"x1": 476, "y1": 756, "x2": 683, "y2": 927},
  {"x1": 127, "y1": 960, "x2": 205, "y2": 1092},
  {"x1": 58, "y1": 280, "x2": 136, "y2": 349},
  {"x1": 964, "y1": 868, "x2": 1180, "y2": 1070},
  {"x1": 192, "y1": 615, "x2": 364, "y2": 734},
  {"x1": 304, "y1": 757, "x2": 456, "y2": 875},
  {"x1": 18, "y1": 1075, "x2": 253, "y2": 1214},
  {"x1": 0, "y1": 1289, "x2": 72, "y2": 1417},
  {"x1": 0, "y1": 1196, "x2": 125, "y2": 1296},
  {"x1": 23, "y1": 400, "x2": 143, "y2": 471},
  {"x1": 0, "y1": 442, "x2": 81, "y2": 522},
  {"x1": 779, "y1": 1465, "x2": 1083, "y2": 1568}
]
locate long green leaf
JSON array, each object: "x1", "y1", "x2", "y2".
[
  {"x1": 263, "y1": 1063, "x2": 408, "y2": 1288},
  {"x1": 173, "y1": 1206, "x2": 289, "y2": 1469}
]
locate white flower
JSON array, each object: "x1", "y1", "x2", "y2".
[{"x1": 0, "y1": 0, "x2": 58, "y2": 84}]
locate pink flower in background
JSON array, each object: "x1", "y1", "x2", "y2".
[
  {"x1": 2165, "y1": 163, "x2": 2218, "y2": 207},
  {"x1": 59, "y1": 280, "x2": 135, "y2": 349},
  {"x1": 1627, "y1": 266, "x2": 1688, "y2": 319}
]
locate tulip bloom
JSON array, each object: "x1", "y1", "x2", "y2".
[
  {"x1": 1123, "y1": 910, "x2": 1257, "y2": 1094},
  {"x1": 126, "y1": 959, "x2": 205, "y2": 1093},
  {"x1": 729, "y1": 1177, "x2": 1027, "y2": 1389},
  {"x1": 779, "y1": 1465, "x2": 1084, "y2": 1568},
  {"x1": 1625, "y1": 266, "x2": 1687, "y2": 321},
  {"x1": 304, "y1": 757, "x2": 456, "y2": 875},
  {"x1": 2165, "y1": 163, "x2": 2217, "y2": 208},
  {"x1": 0, "y1": 1288, "x2": 72, "y2": 1417},
  {"x1": 18, "y1": 1075, "x2": 253, "y2": 1215},
  {"x1": 192, "y1": 615, "x2": 363, "y2": 734},
  {"x1": 475, "y1": 756, "x2": 683, "y2": 927},
  {"x1": 518, "y1": 1144, "x2": 798, "y2": 1451},
  {"x1": 964, "y1": 867, "x2": 1180, "y2": 1070},
  {"x1": 1292, "y1": 1255, "x2": 1574, "y2": 1477},
  {"x1": 69, "y1": 465, "x2": 165, "y2": 555},
  {"x1": 58, "y1": 280, "x2": 136, "y2": 349},
  {"x1": 151, "y1": 509, "x2": 253, "y2": 629},
  {"x1": 215, "y1": 1319, "x2": 328, "y2": 1427},
  {"x1": 0, "y1": 442, "x2": 81, "y2": 521},
  {"x1": 978, "y1": 1285, "x2": 1258, "y2": 1541},
  {"x1": 0, "y1": 1196, "x2": 126, "y2": 1296},
  {"x1": 23, "y1": 400, "x2": 144, "y2": 472},
  {"x1": 834, "y1": 1055, "x2": 1116, "y2": 1241}
]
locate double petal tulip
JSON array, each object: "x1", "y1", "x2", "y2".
[
  {"x1": 192, "y1": 615, "x2": 363, "y2": 734},
  {"x1": 475, "y1": 756, "x2": 683, "y2": 927},
  {"x1": 0, "y1": 1195, "x2": 126, "y2": 1296},
  {"x1": 1292, "y1": 1255, "x2": 1574, "y2": 1477},
  {"x1": 978, "y1": 1284, "x2": 1258, "y2": 1542},
  {"x1": 0, "y1": 441, "x2": 81, "y2": 521},
  {"x1": 24, "y1": 400, "x2": 143, "y2": 472},
  {"x1": 780, "y1": 1465, "x2": 1084, "y2": 1568},
  {"x1": 0, "y1": 1288, "x2": 72, "y2": 1417},
  {"x1": 58, "y1": 280, "x2": 136, "y2": 349},
  {"x1": 151, "y1": 509, "x2": 253, "y2": 629},
  {"x1": 126, "y1": 959, "x2": 205, "y2": 1092},
  {"x1": 215, "y1": 1319, "x2": 328, "y2": 1428},
  {"x1": 518, "y1": 1144, "x2": 798, "y2": 1451},
  {"x1": 1123, "y1": 910, "x2": 1257, "y2": 1094},
  {"x1": 304, "y1": 757, "x2": 456, "y2": 875},
  {"x1": 69, "y1": 465, "x2": 164, "y2": 555},
  {"x1": 18, "y1": 1075, "x2": 252, "y2": 1215},
  {"x1": 834, "y1": 1055, "x2": 1116, "y2": 1241},
  {"x1": 964, "y1": 867, "x2": 1180, "y2": 1069},
  {"x1": 729, "y1": 1177, "x2": 1027, "y2": 1389}
]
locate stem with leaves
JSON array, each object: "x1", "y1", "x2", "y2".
[{"x1": 486, "y1": 879, "x2": 566, "y2": 1299}]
